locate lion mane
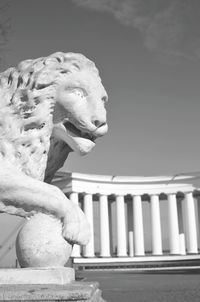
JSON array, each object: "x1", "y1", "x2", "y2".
[{"x1": 0, "y1": 52, "x2": 98, "y2": 181}]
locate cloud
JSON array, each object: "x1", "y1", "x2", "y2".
[{"x1": 71, "y1": 0, "x2": 200, "y2": 62}]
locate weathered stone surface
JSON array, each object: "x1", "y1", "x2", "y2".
[
  {"x1": 0, "y1": 281, "x2": 106, "y2": 301},
  {"x1": 0, "y1": 267, "x2": 74, "y2": 285},
  {"x1": 16, "y1": 214, "x2": 72, "y2": 267}
]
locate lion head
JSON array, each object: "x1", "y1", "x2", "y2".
[{"x1": 0, "y1": 52, "x2": 108, "y2": 181}]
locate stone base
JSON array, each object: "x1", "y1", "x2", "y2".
[
  {"x1": 0, "y1": 281, "x2": 106, "y2": 301},
  {"x1": 0, "y1": 267, "x2": 75, "y2": 285}
]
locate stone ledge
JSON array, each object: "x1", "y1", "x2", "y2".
[
  {"x1": 0, "y1": 267, "x2": 75, "y2": 285},
  {"x1": 0, "y1": 281, "x2": 106, "y2": 301}
]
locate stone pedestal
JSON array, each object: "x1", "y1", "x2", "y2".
[
  {"x1": 0, "y1": 268, "x2": 106, "y2": 302},
  {"x1": 0, "y1": 282, "x2": 105, "y2": 301},
  {"x1": 0, "y1": 267, "x2": 75, "y2": 285}
]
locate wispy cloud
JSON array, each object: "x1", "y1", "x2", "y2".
[{"x1": 71, "y1": 0, "x2": 200, "y2": 62}]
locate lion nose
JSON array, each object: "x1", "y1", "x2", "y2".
[
  {"x1": 90, "y1": 100, "x2": 108, "y2": 136},
  {"x1": 92, "y1": 119, "x2": 106, "y2": 128},
  {"x1": 92, "y1": 117, "x2": 108, "y2": 137}
]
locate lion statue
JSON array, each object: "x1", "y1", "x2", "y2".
[{"x1": 0, "y1": 52, "x2": 108, "y2": 249}]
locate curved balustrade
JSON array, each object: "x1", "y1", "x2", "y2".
[{"x1": 53, "y1": 172, "x2": 200, "y2": 264}]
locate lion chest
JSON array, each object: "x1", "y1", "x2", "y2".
[{"x1": 19, "y1": 134, "x2": 50, "y2": 180}]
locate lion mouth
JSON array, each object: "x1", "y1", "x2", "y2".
[
  {"x1": 52, "y1": 121, "x2": 96, "y2": 155},
  {"x1": 63, "y1": 121, "x2": 95, "y2": 142}
]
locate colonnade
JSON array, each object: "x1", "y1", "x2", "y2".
[
  {"x1": 69, "y1": 190, "x2": 200, "y2": 259},
  {"x1": 52, "y1": 172, "x2": 200, "y2": 261}
]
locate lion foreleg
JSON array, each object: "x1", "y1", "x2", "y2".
[{"x1": 0, "y1": 160, "x2": 90, "y2": 245}]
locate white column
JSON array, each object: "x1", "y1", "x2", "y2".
[
  {"x1": 150, "y1": 195, "x2": 162, "y2": 255},
  {"x1": 99, "y1": 194, "x2": 110, "y2": 257},
  {"x1": 197, "y1": 197, "x2": 200, "y2": 248},
  {"x1": 83, "y1": 193, "x2": 95, "y2": 257},
  {"x1": 184, "y1": 192, "x2": 198, "y2": 254},
  {"x1": 133, "y1": 195, "x2": 145, "y2": 256},
  {"x1": 116, "y1": 195, "x2": 127, "y2": 256},
  {"x1": 70, "y1": 192, "x2": 81, "y2": 257},
  {"x1": 177, "y1": 198, "x2": 186, "y2": 255},
  {"x1": 168, "y1": 194, "x2": 180, "y2": 254}
]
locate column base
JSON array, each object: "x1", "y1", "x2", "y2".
[
  {"x1": 83, "y1": 255, "x2": 95, "y2": 258},
  {"x1": 117, "y1": 254, "x2": 128, "y2": 257},
  {"x1": 169, "y1": 253, "x2": 181, "y2": 256},
  {"x1": 99, "y1": 255, "x2": 111, "y2": 258},
  {"x1": 0, "y1": 281, "x2": 106, "y2": 301},
  {"x1": 186, "y1": 252, "x2": 199, "y2": 255}
]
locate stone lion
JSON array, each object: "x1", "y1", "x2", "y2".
[{"x1": 0, "y1": 52, "x2": 108, "y2": 247}]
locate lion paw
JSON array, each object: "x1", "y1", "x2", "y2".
[{"x1": 62, "y1": 205, "x2": 90, "y2": 246}]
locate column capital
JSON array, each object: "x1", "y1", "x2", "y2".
[
  {"x1": 97, "y1": 193, "x2": 109, "y2": 197},
  {"x1": 115, "y1": 194, "x2": 126, "y2": 198},
  {"x1": 184, "y1": 191, "x2": 194, "y2": 196},
  {"x1": 149, "y1": 194, "x2": 160, "y2": 198},
  {"x1": 82, "y1": 192, "x2": 93, "y2": 196},
  {"x1": 168, "y1": 193, "x2": 177, "y2": 197}
]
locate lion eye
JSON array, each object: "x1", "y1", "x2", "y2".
[
  {"x1": 67, "y1": 87, "x2": 87, "y2": 98},
  {"x1": 74, "y1": 89, "x2": 85, "y2": 98}
]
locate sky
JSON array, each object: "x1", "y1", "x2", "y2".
[
  {"x1": 2, "y1": 0, "x2": 200, "y2": 177},
  {"x1": 1, "y1": 0, "x2": 200, "y2": 266}
]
